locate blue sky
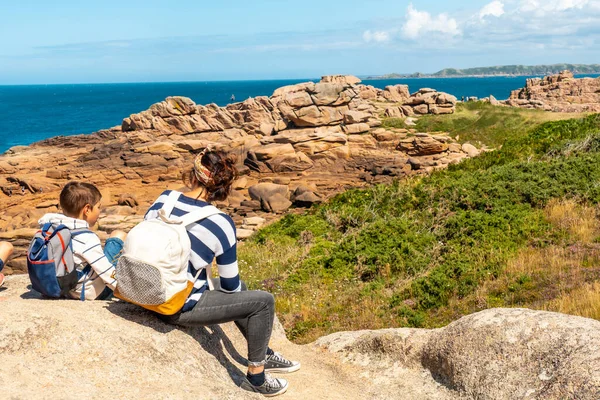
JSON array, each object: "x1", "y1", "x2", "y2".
[{"x1": 1, "y1": 0, "x2": 599, "y2": 84}]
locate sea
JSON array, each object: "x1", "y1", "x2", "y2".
[{"x1": 1, "y1": 74, "x2": 599, "y2": 153}]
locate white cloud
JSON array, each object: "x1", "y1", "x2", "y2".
[
  {"x1": 480, "y1": 1, "x2": 505, "y2": 19},
  {"x1": 363, "y1": 30, "x2": 391, "y2": 43},
  {"x1": 520, "y1": 0, "x2": 589, "y2": 12},
  {"x1": 553, "y1": 0, "x2": 589, "y2": 10},
  {"x1": 401, "y1": 4, "x2": 461, "y2": 39},
  {"x1": 355, "y1": 0, "x2": 599, "y2": 54}
]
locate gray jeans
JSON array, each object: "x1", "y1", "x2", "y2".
[{"x1": 165, "y1": 280, "x2": 275, "y2": 366}]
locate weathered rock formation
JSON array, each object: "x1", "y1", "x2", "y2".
[
  {"x1": 317, "y1": 308, "x2": 600, "y2": 399},
  {"x1": 505, "y1": 70, "x2": 600, "y2": 112},
  {"x1": 384, "y1": 88, "x2": 457, "y2": 117},
  {"x1": 2, "y1": 275, "x2": 598, "y2": 399},
  {"x1": 0, "y1": 75, "x2": 469, "y2": 274}
]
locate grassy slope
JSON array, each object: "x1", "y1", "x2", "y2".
[
  {"x1": 239, "y1": 105, "x2": 600, "y2": 344},
  {"x1": 383, "y1": 102, "x2": 589, "y2": 147}
]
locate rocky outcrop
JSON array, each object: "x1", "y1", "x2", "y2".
[
  {"x1": 0, "y1": 75, "x2": 474, "y2": 273},
  {"x1": 317, "y1": 308, "x2": 600, "y2": 399},
  {"x1": 0, "y1": 274, "x2": 375, "y2": 400},
  {"x1": 505, "y1": 70, "x2": 600, "y2": 112},
  {"x1": 381, "y1": 88, "x2": 457, "y2": 117},
  {"x1": 2, "y1": 276, "x2": 598, "y2": 400}
]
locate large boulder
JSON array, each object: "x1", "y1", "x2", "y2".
[
  {"x1": 265, "y1": 152, "x2": 314, "y2": 173},
  {"x1": 253, "y1": 143, "x2": 296, "y2": 161},
  {"x1": 402, "y1": 91, "x2": 457, "y2": 115},
  {"x1": 317, "y1": 308, "x2": 600, "y2": 400},
  {"x1": 423, "y1": 308, "x2": 600, "y2": 399},
  {"x1": 343, "y1": 110, "x2": 371, "y2": 124},
  {"x1": 293, "y1": 133, "x2": 347, "y2": 155},
  {"x1": 382, "y1": 85, "x2": 410, "y2": 103},
  {"x1": 310, "y1": 83, "x2": 352, "y2": 106},
  {"x1": 260, "y1": 192, "x2": 292, "y2": 213},
  {"x1": 397, "y1": 135, "x2": 449, "y2": 156},
  {"x1": 248, "y1": 182, "x2": 289, "y2": 203},
  {"x1": 320, "y1": 75, "x2": 361, "y2": 85}
]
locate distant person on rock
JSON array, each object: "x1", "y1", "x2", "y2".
[
  {"x1": 37, "y1": 181, "x2": 127, "y2": 300},
  {"x1": 0, "y1": 241, "x2": 14, "y2": 287},
  {"x1": 144, "y1": 150, "x2": 299, "y2": 397},
  {"x1": 21, "y1": 186, "x2": 25, "y2": 195},
  {"x1": 230, "y1": 94, "x2": 235, "y2": 102}
]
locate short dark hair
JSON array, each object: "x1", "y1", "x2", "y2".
[{"x1": 59, "y1": 181, "x2": 102, "y2": 216}]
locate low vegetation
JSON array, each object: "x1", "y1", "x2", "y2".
[
  {"x1": 239, "y1": 105, "x2": 600, "y2": 344},
  {"x1": 382, "y1": 102, "x2": 589, "y2": 148}
]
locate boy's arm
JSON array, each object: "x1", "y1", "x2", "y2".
[{"x1": 78, "y1": 234, "x2": 117, "y2": 290}]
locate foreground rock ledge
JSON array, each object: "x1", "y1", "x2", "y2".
[{"x1": 2, "y1": 275, "x2": 598, "y2": 399}]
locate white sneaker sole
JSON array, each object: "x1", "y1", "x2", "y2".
[
  {"x1": 265, "y1": 363, "x2": 301, "y2": 374},
  {"x1": 263, "y1": 384, "x2": 288, "y2": 397},
  {"x1": 240, "y1": 379, "x2": 289, "y2": 397}
]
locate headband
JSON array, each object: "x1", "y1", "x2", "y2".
[{"x1": 193, "y1": 150, "x2": 213, "y2": 185}]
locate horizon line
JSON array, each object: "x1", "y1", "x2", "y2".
[{"x1": 2, "y1": 71, "x2": 600, "y2": 87}]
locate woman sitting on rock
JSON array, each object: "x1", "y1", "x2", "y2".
[{"x1": 145, "y1": 149, "x2": 299, "y2": 397}]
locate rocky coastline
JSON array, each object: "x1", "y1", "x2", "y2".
[
  {"x1": 1, "y1": 72, "x2": 597, "y2": 274},
  {"x1": 1, "y1": 73, "x2": 600, "y2": 399},
  {"x1": 504, "y1": 70, "x2": 600, "y2": 112},
  {"x1": 0, "y1": 75, "x2": 478, "y2": 274}
]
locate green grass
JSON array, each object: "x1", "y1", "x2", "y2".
[
  {"x1": 239, "y1": 113, "x2": 600, "y2": 343},
  {"x1": 382, "y1": 102, "x2": 590, "y2": 148}
]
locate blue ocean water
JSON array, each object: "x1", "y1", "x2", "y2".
[{"x1": 1, "y1": 74, "x2": 598, "y2": 153}]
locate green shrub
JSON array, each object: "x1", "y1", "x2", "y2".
[{"x1": 240, "y1": 113, "x2": 600, "y2": 338}]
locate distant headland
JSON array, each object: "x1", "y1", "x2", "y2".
[{"x1": 365, "y1": 63, "x2": 600, "y2": 79}]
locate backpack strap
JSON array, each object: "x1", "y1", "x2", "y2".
[
  {"x1": 205, "y1": 262, "x2": 216, "y2": 291},
  {"x1": 70, "y1": 228, "x2": 92, "y2": 301},
  {"x1": 179, "y1": 206, "x2": 223, "y2": 291},
  {"x1": 78, "y1": 264, "x2": 93, "y2": 301},
  {"x1": 178, "y1": 205, "x2": 222, "y2": 227},
  {"x1": 161, "y1": 190, "x2": 182, "y2": 217},
  {"x1": 71, "y1": 228, "x2": 92, "y2": 237},
  {"x1": 41, "y1": 222, "x2": 54, "y2": 239}
]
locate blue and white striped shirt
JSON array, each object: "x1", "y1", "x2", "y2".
[{"x1": 145, "y1": 190, "x2": 241, "y2": 312}]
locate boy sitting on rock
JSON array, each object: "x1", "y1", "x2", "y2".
[
  {"x1": 37, "y1": 181, "x2": 126, "y2": 300},
  {"x1": 0, "y1": 241, "x2": 14, "y2": 287}
]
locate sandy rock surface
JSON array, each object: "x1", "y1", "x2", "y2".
[
  {"x1": 0, "y1": 275, "x2": 371, "y2": 400},
  {"x1": 3, "y1": 275, "x2": 598, "y2": 399}
]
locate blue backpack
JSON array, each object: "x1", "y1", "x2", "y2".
[{"x1": 27, "y1": 223, "x2": 91, "y2": 299}]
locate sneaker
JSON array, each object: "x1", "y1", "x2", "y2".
[
  {"x1": 240, "y1": 373, "x2": 289, "y2": 397},
  {"x1": 0, "y1": 272, "x2": 5, "y2": 288},
  {"x1": 265, "y1": 351, "x2": 301, "y2": 373}
]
